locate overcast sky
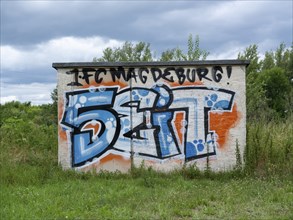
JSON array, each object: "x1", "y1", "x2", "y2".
[{"x1": 1, "y1": 0, "x2": 292, "y2": 105}]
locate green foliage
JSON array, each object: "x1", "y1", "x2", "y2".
[
  {"x1": 160, "y1": 34, "x2": 209, "y2": 61},
  {"x1": 246, "y1": 73, "x2": 272, "y2": 121},
  {"x1": 238, "y1": 44, "x2": 260, "y2": 75},
  {"x1": 160, "y1": 47, "x2": 184, "y2": 62},
  {"x1": 261, "y1": 43, "x2": 293, "y2": 78},
  {"x1": 261, "y1": 51, "x2": 275, "y2": 71},
  {"x1": 0, "y1": 101, "x2": 58, "y2": 186},
  {"x1": 51, "y1": 86, "x2": 58, "y2": 104},
  {"x1": 94, "y1": 34, "x2": 209, "y2": 62},
  {"x1": 186, "y1": 34, "x2": 209, "y2": 61},
  {"x1": 93, "y1": 41, "x2": 153, "y2": 62},
  {"x1": 275, "y1": 42, "x2": 290, "y2": 69},
  {"x1": 257, "y1": 67, "x2": 291, "y2": 116},
  {"x1": 239, "y1": 42, "x2": 293, "y2": 120},
  {"x1": 0, "y1": 101, "x2": 57, "y2": 128},
  {"x1": 50, "y1": 86, "x2": 58, "y2": 124}
]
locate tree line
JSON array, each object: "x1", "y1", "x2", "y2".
[
  {"x1": 93, "y1": 34, "x2": 292, "y2": 121},
  {"x1": 1, "y1": 34, "x2": 292, "y2": 123}
]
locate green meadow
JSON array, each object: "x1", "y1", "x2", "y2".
[{"x1": 0, "y1": 102, "x2": 292, "y2": 219}]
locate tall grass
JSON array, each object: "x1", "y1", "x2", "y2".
[
  {"x1": 0, "y1": 102, "x2": 292, "y2": 188},
  {"x1": 245, "y1": 114, "x2": 293, "y2": 176}
]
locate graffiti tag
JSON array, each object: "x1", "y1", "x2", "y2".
[
  {"x1": 66, "y1": 66, "x2": 233, "y2": 86},
  {"x1": 60, "y1": 84, "x2": 235, "y2": 167}
]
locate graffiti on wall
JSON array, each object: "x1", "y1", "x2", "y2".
[
  {"x1": 66, "y1": 65, "x2": 233, "y2": 86},
  {"x1": 59, "y1": 65, "x2": 239, "y2": 168}
]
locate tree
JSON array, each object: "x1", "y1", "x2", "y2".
[
  {"x1": 160, "y1": 34, "x2": 209, "y2": 61},
  {"x1": 94, "y1": 38, "x2": 292, "y2": 120},
  {"x1": 160, "y1": 47, "x2": 184, "y2": 62},
  {"x1": 93, "y1": 34, "x2": 209, "y2": 62},
  {"x1": 238, "y1": 44, "x2": 260, "y2": 75},
  {"x1": 256, "y1": 67, "x2": 291, "y2": 117},
  {"x1": 246, "y1": 73, "x2": 271, "y2": 121},
  {"x1": 50, "y1": 87, "x2": 58, "y2": 124},
  {"x1": 261, "y1": 51, "x2": 275, "y2": 71},
  {"x1": 93, "y1": 41, "x2": 153, "y2": 62},
  {"x1": 239, "y1": 43, "x2": 293, "y2": 120},
  {"x1": 186, "y1": 34, "x2": 209, "y2": 61},
  {"x1": 275, "y1": 43, "x2": 288, "y2": 69},
  {"x1": 51, "y1": 87, "x2": 58, "y2": 105},
  {"x1": 261, "y1": 43, "x2": 293, "y2": 75}
]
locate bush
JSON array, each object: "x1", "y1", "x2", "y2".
[{"x1": 256, "y1": 67, "x2": 292, "y2": 117}]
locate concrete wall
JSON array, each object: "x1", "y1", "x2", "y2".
[{"x1": 53, "y1": 61, "x2": 248, "y2": 172}]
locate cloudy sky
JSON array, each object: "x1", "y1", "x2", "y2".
[{"x1": 1, "y1": 0, "x2": 292, "y2": 105}]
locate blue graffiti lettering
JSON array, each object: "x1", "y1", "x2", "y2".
[{"x1": 60, "y1": 84, "x2": 235, "y2": 167}]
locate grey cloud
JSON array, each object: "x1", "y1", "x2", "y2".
[
  {"x1": 2, "y1": 0, "x2": 291, "y2": 55},
  {"x1": 1, "y1": 1, "x2": 197, "y2": 46},
  {"x1": 134, "y1": 1, "x2": 292, "y2": 54},
  {"x1": 1, "y1": 68, "x2": 56, "y2": 84}
]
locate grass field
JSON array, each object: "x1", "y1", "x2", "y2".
[
  {"x1": 0, "y1": 102, "x2": 293, "y2": 219},
  {"x1": 1, "y1": 171, "x2": 293, "y2": 219}
]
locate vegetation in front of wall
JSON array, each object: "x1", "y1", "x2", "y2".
[{"x1": 0, "y1": 100, "x2": 292, "y2": 182}]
